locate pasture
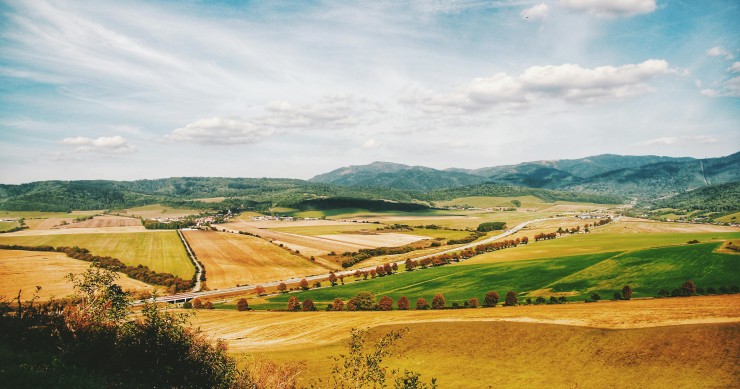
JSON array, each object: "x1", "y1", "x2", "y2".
[
  {"x1": 0, "y1": 231, "x2": 193, "y2": 278},
  {"x1": 121, "y1": 204, "x2": 198, "y2": 218},
  {"x1": 182, "y1": 230, "x2": 327, "y2": 289},
  {"x1": 0, "y1": 250, "x2": 156, "y2": 300},
  {"x1": 0, "y1": 221, "x2": 18, "y2": 232},
  {"x1": 254, "y1": 242, "x2": 739, "y2": 309}
]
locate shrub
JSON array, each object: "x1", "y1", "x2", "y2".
[
  {"x1": 504, "y1": 291, "x2": 517, "y2": 306},
  {"x1": 613, "y1": 292, "x2": 622, "y2": 300},
  {"x1": 192, "y1": 298, "x2": 203, "y2": 309},
  {"x1": 182, "y1": 301, "x2": 192, "y2": 309},
  {"x1": 549, "y1": 296, "x2": 558, "y2": 304},
  {"x1": 558, "y1": 296, "x2": 567, "y2": 304},
  {"x1": 719, "y1": 286, "x2": 729, "y2": 294},
  {"x1": 431, "y1": 293, "x2": 445, "y2": 310},
  {"x1": 657, "y1": 289, "x2": 670, "y2": 297},
  {"x1": 329, "y1": 272, "x2": 338, "y2": 286},
  {"x1": 535, "y1": 296, "x2": 546, "y2": 304},
  {"x1": 707, "y1": 287, "x2": 717, "y2": 294},
  {"x1": 332, "y1": 298, "x2": 344, "y2": 311},
  {"x1": 203, "y1": 301, "x2": 214, "y2": 310},
  {"x1": 469, "y1": 297, "x2": 479, "y2": 308},
  {"x1": 302, "y1": 299, "x2": 315, "y2": 312},
  {"x1": 254, "y1": 285, "x2": 265, "y2": 296},
  {"x1": 287, "y1": 296, "x2": 300, "y2": 311},
  {"x1": 300, "y1": 279, "x2": 309, "y2": 291},
  {"x1": 591, "y1": 293, "x2": 601, "y2": 301},
  {"x1": 622, "y1": 285, "x2": 632, "y2": 300},
  {"x1": 277, "y1": 282, "x2": 287, "y2": 293},
  {"x1": 236, "y1": 298, "x2": 249, "y2": 311},
  {"x1": 682, "y1": 280, "x2": 697, "y2": 296},
  {"x1": 397, "y1": 296, "x2": 410, "y2": 310},
  {"x1": 351, "y1": 291, "x2": 377, "y2": 311},
  {"x1": 484, "y1": 291, "x2": 499, "y2": 307},
  {"x1": 378, "y1": 296, "x2": 394, "y2": 311},
  {"x1": 525, "y1": 297, "x2": 532, "y2": 305},
  {"x1": 416, "y1": 298, "x2": 429, "y2": 310},
  {"x1": 731, "y1": 286, "x2": 739, "y2": 293}
]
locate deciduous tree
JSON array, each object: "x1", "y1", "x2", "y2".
[
  {"x1": 302, "y1": 299, "x2": 315, "y2": 311},
  {"x1": 192, "y1": 298, "x2": 203, "y2": 309},
  {"x1": 378, "y1": 296, "x2": 393, "y2": 311},
  {"x1": 287, "y1": 296, "x2": 300, "y2": 311},
  {"x1": 622, "y1": 285, "x2": 632, "y2": 300},
  {"x1": 682, "y1": 280, "x2": 697, "y2": 296},
  {"x1": 397, "y1": 296, "x2": 410, "y2": 310},
  {"x1": 416, "y1": 298, "x2": 429, "y2": 310},
  {"x1": 236, "y1": 298, "x2": 249, "y2": 311},
  {"x1": 332, "y1": 298, "x2": 344, "y2": 311},
  {"x1": 468, "y1": 297, "x2": 479, "y2": 308},
  {"x1": 484, "y1": 291, "x2": 499, "y2": 307},
  {"x1": 254, "y1": 285, "x2": 265, "y2": 296},
  {"x1": 431, "y1": 293, "x2": 445, "y2": 310},
  {"x1": 277, "y1": 282, "x2": 287, "y2": 293},
  {"x1": 352, "y1": 291, "x2": 377, "y2": 311},
  {"x1": 504, "y1": 291, "x2": 517, "y2": 306},
  {"x1": 300, "y1": 278, "x2": 309, "y2": 291},
  {"x1": 329, "y1": 272, "x2": 338, "y2": 286}
]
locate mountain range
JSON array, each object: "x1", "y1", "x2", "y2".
[{"x1": 310, "y1": 152, "x2": 740, "y2": 198}]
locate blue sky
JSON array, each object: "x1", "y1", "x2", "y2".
[{"x1": 0, "y1": 0, "x2": 738, "y2": 183}]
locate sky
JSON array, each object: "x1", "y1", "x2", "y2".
[{"x1": 0, "y1": 0, "x2": 738, "y2": 184}]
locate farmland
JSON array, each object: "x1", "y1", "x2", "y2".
[
  {"x1": 0, "y1": 249, "x2": 157, "y2": 300},
  {"x1": 0, "y1": 231, "x2": 193, "y2": 278},
  {"x1": 251, "y1": 241, "x2": 739, "y2": 309},
  {"x1": 191, "y1": 295, "x2": 740, "y2": 388},
  {"x1": 182, "y1": 230, "x2": 326, "y2": 289},
  {"x1": 61, "y1": 215, "x2": 142, "y2": 229}
]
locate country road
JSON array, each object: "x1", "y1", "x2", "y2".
[{"x1": 146, "y1": 217, "x2": 564, "y2": 304}]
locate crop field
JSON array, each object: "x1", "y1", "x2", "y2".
[
  {"x1": 0, "y1": 250, "x2": 157, "y2": 300},
  {"x1": 0, "y1": 221, "x2": 18, "y2": 232},
  {"x1": 252, "y1": 242, "x2": 739, "y2": 309},
  {"x1": 0, "y1": 210, "x2": 100, "y2": 219},
  {"x1": 314, "y1": 233, "x2": 426, "y2": 248},
  {"x1": 266, "y1": 223, "x2": 379, "y2": 235},
  {"x1": 716, "y1": 211, "x2": 740, "y2": 223},
  {"x1": 192, "y1": 295, "x2": 740, "y2": 387},
  {"x1": 23, "y1": 218, "x2": 74, "y2": 230},
  {"x1": 120, "y1": 204, "x2": 198, "y2": 218},
  {"x1": 182, "y1": 230, "x2": 327, "y2": 289},
  {"x1": 0, "y1": 232, "x2": 193, "y2": 278},
  {"x1": 63, "y1": 215, "x2": 142, "y2": 229}
]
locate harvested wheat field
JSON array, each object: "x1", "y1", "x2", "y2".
[
  {"x1": 191, "y1": 294, "x2": 740, "y2": 352},
  {"x1": 61, "y1": 215, "x2": 142, "y2": 229},
  {"x1": 182, "y1": 230, "x2": 327, "y2": 289},
  {"x1": 597, "y1": 217, "x2": 739, "y2": 233},
  {"x1": 191, "y1": 295, "x2": 740, "y2": 388},
  {"x1": 0, "y1": 250, "x2": 156, "y2": 300},
  {"x1": 314, "y1": 233, "x2": 426, "y2": 248}
]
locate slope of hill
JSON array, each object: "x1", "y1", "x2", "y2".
[
  {"x1": 465, "y1": 154, "x2": 694, "y2": 179},
  {"x1": 310, "y1": 162, "x2": 487, "y2": 190},
  {"x1": 566, "y1": 152, "x2": 740, "y2": 198},
  {"x1": 649, "y1": 182, "x2": 740, "y2": 212}
]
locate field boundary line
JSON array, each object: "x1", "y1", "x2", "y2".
[{"x1": 177, "y1": 229, "x2": 203, "y2": 292}]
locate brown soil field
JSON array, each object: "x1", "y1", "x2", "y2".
[
  {"x1": 0, "y1": 250, "x2": 156, "y2": 300},
  {"x1": 237, "y1": 219, "x2": 360, "y2": 229},
  {"x1": 24, "y1": 218, "x2": 74, "y2": 230},
  {"x1": 62, "y1": 215, "x2": 142, "y2": 229},
  {"x1": 314, "y1": 233, "x2": 426, "y2": 248},
  {"x1": 182, "y1": 230, "x2": 327, "y2": 290},
  {"x1": 218, "y1": 222, "x2": 375, "y2": 256},
  {"x1": 191, "y1": 294, "x2": 740, "y2": 353}
]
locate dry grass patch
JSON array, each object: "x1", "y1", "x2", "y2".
[
  {"x1": 0, "y1": 250, "x2": 156, "y2": 300},
  {"x1": 61, "y1": 215, "x2": 142, "y2": 229},
  {"x1": 182, "y1": 230, "x2": 327, "y2": 289}
]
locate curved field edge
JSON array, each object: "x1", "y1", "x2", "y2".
[
  {"x1": 254, "y1": 241, "x2": 740, "y2": 309},
  {"x1": 264, "y1": 321, "x2": 740, "y2": 389},
  {"x1": 0, "y1": 232, "x2": 194, "y2": 278}
]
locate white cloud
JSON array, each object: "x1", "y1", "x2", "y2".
[
  {"x1": 166, "y1": 117, "x2": 274, "y2": 145},
  {"x1": 641, "y1": 135, "x2": 718, "y2": 146},
  {"x1": 560, "y1": 0, "x2": 656, "y2": 18},
  {"x1": 60, "y1": 135, "x2": 137, "y2": 154},
  {"x1": 405, "y1": 59, "x2": 670, "y2": 112},
  {"x1": 730, "y1": 62, "x2": 740, "y2": 73},
  {"x1": 706, "y1": 46, "x2": 734, "y2": 60},
  {"x1": 361, "y1": 139, "x2": 381, "y2": 149},
  {"x1": 700, "y1": 89, "x2": 718, "y2": 97},
  {"x1": 700, "y1": 77, "x2": 740, "y2": 98},
  {"x1": 521, "y1": 3, "x2": 549, "y2": 22},
  {"x1": 166, "y1": 95, "x2": 378, "y2": 145}
]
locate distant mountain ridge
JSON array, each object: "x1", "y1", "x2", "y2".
[{"x1": 309, "y1": 152, "x2": 740, "y2": 199}]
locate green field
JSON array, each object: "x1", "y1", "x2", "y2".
[
  {"x1": 0, "y1": 221, "x2": 19, "y2": 232},
  {"x1": 467, "y1": 231, "x2": 740, "y2": 264},
  {"x1": 0, "y1": 210, "x2": 99, "y2": 219},
  {"x1": 0, "y1": 232, "x2": 194, "y2": 278},
  {"x1": 254, "y1": 242, "x2": 739, "y2": 310},
  {"x1": 270, "y1": 224, "x2": 386, "y2": 235},
  {"x1": 716, "y1": 211, "x2": 740, "y2": 223},
  {"x1": 120, "y1": 204, "x2": 198, "y2": 217}
]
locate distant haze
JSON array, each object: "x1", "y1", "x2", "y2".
[{"x1": 1, "y1": 1, "x2": 738, "y2": 184}]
